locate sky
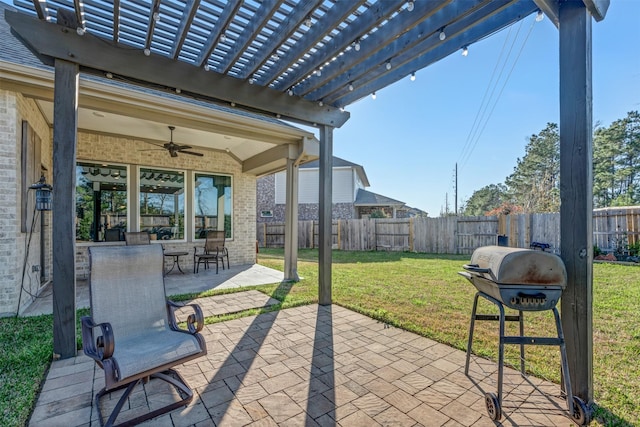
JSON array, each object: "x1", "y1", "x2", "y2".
[{"x1": 328, "y1": 1, "x2": 640, "y2": 216}]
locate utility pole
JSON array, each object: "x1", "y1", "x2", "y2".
[{"x1": 455, "y1": 163, "x2": 458, "y2": 216}]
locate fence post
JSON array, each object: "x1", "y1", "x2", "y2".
[
  {"x1": 337, "y1": 219, "x2": 341, "y2": 250},
  {"x1": 409, "y1": 217, "x2": 414, "y2": 252}
]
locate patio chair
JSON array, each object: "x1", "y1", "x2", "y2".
[
  {"x1": 193, "y1": 230, "x2": 228, "y2": 274},
  {"x1": 123, "y1": 231, "x2": 150, "y2": 245},
  {"x1": 81, "y1": 245, "x2": 207, "y2": 427}
]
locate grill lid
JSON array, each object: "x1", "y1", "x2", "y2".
[{"x1": 466, "y1": 245, "x2": 567, "y2": 288}]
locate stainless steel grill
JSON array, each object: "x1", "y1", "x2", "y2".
[{"x1": 459, "y1": 245, "x2": 590, "y2": 425}]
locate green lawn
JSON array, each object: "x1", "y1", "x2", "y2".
[{"x1": 1, "y1": 249, "x2": 638, "y2": 426}]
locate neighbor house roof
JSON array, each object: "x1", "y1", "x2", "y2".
[
  {"x1": 299, "y1": 156, "x2": 370, "y2": 188},
  {"x1": 354, "y1": 189, "x2": 405, "y2": 207}
]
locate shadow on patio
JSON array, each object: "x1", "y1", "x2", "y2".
[{"x1": 27, "y1": 292, "x2": 576, "y2": 426}]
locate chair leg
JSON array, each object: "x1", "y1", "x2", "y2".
[{"x1": 95, "y1": 369, "x2": 193, "y2": 427}]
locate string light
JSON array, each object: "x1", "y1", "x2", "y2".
[
  {"x1": 385, "y1": 61, "x2": 392, "y2": 70},
  {"x1": 536, "y1": 10, "x2": 544, "y2": 22},
  {"x1": 410, "y1": 72, "x2": 416, "y2": 81},
  {"x1": 204, "y1": 63, "x2": 210, "y2": 71},
  {"x1": 315, "y1": 69, "x2": 322, "y2": 77},
  {"x1": 439, "y1": 29, "x2": 446, "y2": 41},
  {"x1": 175, "y1": 88, "x2": 181, "y2": 94},
  {"x1": 220, "y1": 32, "x2": 227, "y2": 43},
  {"x1": 462, "y1": 46, "x2": 468, "y2": 57},
  {"x1": 153, "y1": 11, "x2": 160, "y2": 22},
  {"x1": 406, "y1": 1, "x2": 414, "y2": 12},
  {"x1": 371, "y1": 92, "x2": 376, "y2": 100},
  {"x1": 76, "y1": 27, "x2": 85, "y2": 36},
  {"x1": 287, "y1": 88, "x2": 294, "y2": 96},
  {"x1": 304, "y1": 16, "x2": 312, "y2": 27},
  {"x1": 318, "y1": 101, "x2": 323, "y2": 107},
  {"x1": 348, "y1": 83, "x2": 354, "y2": 91},
  {"x1": 143, "y1": 48, "x2": 151, "y2": 56},
  {"x1": 105, "y1": 72, "x2": 113, "y2": 79},
  {"x1": 248, "y1": 77, "x2": 254, "y2": 84},
  {"x1": 353, "y1": 40, "x2": 361, "y2": 52}
]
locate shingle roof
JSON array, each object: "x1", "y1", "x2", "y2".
[{"x1": 354, "y1": 188, "x2": 405, "y2": 207}]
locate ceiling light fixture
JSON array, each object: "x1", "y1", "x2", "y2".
[
  {"x1": 371, "y1": 92, "x2": 376, "y2": 100},
  {"x1": 410, "y1": 72, "x2": 416, "y2": 81},
  {"x1": 536, "y1": 10, "x2": 544, "y2": 22},
  {"x1": 462, "y1": 46, "x2": 468, "y2": 56},
  {"x1": 439, "y1": 29, "x2": 446, "y2": 41},
  {"x1": 407, "y1": 1, "x2": 414, "y2": 12}
]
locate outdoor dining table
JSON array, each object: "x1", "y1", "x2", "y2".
[{"x1": 163, "y1": 250, "x2": 188, "y2": 275}]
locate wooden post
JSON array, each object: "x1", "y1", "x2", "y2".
[
  {"x1": 318, "y1": 125, "x2": 333, "y2": 305},
  {"x1": 559, "y1": 1, "x2": 594, "y2": 403},
  {"x1": 284, "y1": 157, "x2": 299, "y2": 281},
  {"x1": 409, "y1": 217, "x2": 414, "y2": 252},
  {"x1": 52, "y1": 59, "x2": 79, "y2": 359}
]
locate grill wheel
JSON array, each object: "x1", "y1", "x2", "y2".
[{"x1": 485, "y1": 392, "x2": 501, "y2": 421}]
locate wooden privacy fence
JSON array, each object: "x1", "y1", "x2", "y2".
[{"x1": 257, "y1": 207, "x2": 640, "y2": 254}]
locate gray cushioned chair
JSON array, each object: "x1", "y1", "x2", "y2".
[
  {"x1": 82, "y1": 244, "x2": 207, "y2": 427},
  {"x1": 123, "y1": 231, "x2": 151, "y2": 245}
]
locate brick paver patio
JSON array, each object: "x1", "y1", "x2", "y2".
[{"x1": 28, "y1": 295, "x2": 576, "y2": 426}]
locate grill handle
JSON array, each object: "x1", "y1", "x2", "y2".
[{"x1": 463, "y1": 264, "x2": 491, "y2": 274}]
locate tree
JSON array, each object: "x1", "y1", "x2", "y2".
[
  {"x1": 593, "y1": 111, "x2": 640, "y2": 207},
  {"x1": 505, "y1": 123, "x2": 560, "y2": 213},
  {"x1": 463, "y1": 184, "x2": 508, "y2": 216}
]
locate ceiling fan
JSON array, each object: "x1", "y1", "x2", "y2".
[{"x1": 142, "y1": 126, "x2": 204, "y2": 158}]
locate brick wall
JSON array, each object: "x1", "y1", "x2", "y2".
[{"x1": 0, "y1": 91, "x2": 51, "y2": 315}]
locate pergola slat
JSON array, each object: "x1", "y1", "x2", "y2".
[
  {"x1": 195, "y1": 0, "x2": 242, "y2": 68},
  {"x1": 256, "y1": 0, "x2": 365, "y2": 87},
  {"x1": 236, "y1": 0, "x2": 322, "y2": 81},
  {"x1": 301, "y1": 0, "x2": 488, "y2": 100},
  {"x1": 143, "y1": 0, "x2": 161, "y2": 51}
]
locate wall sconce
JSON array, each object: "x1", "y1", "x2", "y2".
[{"x1": 29, "y1": 175, "x2": 53, "y2": 211}]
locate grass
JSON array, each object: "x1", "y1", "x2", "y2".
[{"x1": 1, "y1": 249, "x2": 638, "y2": 426}]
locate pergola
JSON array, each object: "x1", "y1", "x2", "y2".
[{"x1": 5, "y1": 0, "x2": 608, "y2": 410}]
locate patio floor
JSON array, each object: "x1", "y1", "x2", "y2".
[
  {"x1": 21, "y1": 263, "x2": 285, "y2": 316},
  {"x1": 28, "y1": 292, "x2": 576, "y2": 426}
]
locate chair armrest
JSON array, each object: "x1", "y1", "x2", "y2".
[
  {"x1": 167, "y1": 300, "x2": 204, "y2": 333},
  {"x1": 81, "y1": 316, "x2": 114, "y2": 362}
]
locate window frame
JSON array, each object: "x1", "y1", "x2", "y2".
[{"x1": 193, "y1": 172, "x2": 233, "y2": 241}]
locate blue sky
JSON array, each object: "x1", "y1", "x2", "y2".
[{"x1": 332, "y1": 1, "x2": 640, "y2": 216}]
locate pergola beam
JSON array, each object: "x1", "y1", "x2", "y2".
[
  {"x1": 195, "y1": 0, "x2": 242, "y2": 68},
  {"x1": 4, "y1": 10, "x2": 349, "y2": 128},
  {"x1": 257, "y1": 0, "x2": 364, "y2": 87},
  {"x1": 237, "y1": 0, "x2": 322, "y2": 81},
  {"x1": 307, "y1": 0, "x2": 495, "y2": 101},
  {"x1": 273, "y1": 0, "x2": 406, "y2": 93},
  {"x1": 335, "y1": 0, "x2": 537, "y2": 107},
  {"x1": 171, "y1": 0, "x2": 200, "y2": 59}
]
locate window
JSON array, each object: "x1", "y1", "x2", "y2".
[
  {"x1": 194, "y1": 173, "x2": 232, "y2": 239},
  {"x1": 139, "y1": 168, "x2": 185, "y2": 241},
  {"x1": 76, "y1": 162, "x2": 128, "y2": 242}
]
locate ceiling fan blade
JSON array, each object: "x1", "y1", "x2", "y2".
[
  {"x1": 175, "y1": 144, "x2": 193, "y2": 150},
  {"x1": 141, "y1": 140, "x2": 164, "y2": 148},
  {"x1": 180, "y1": 150, "x2": 204, "y2": 157}
]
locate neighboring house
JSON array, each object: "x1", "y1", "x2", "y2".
[
  {"x1": 257, "y1": 156, "x2": 424, "y2": 221},
  {"x1": 0, "y1": 3, "x2": 316, "y2": 316}
]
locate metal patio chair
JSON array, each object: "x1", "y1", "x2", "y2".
[
  {"x1": 193, "y1": 230, "x2": 228, "y2": 273},
  {"x1": 123, "y1": 231, "x2": 150, "y2": 245},
  {"x1": 81, "y1": 245, "x2": 207, "y2": 427}
]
